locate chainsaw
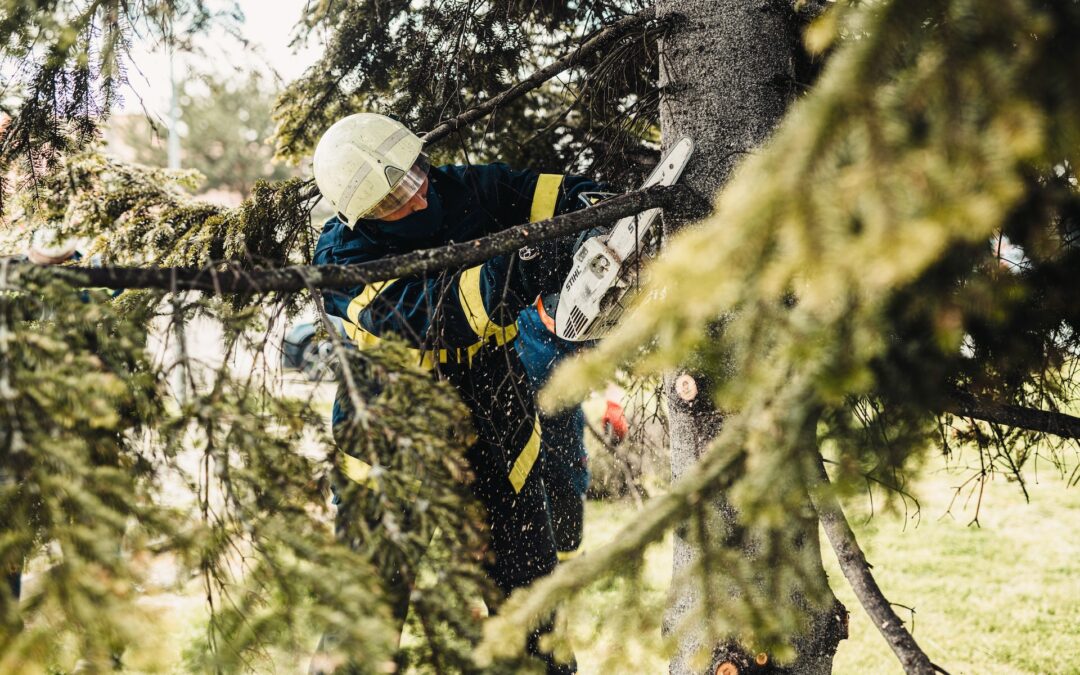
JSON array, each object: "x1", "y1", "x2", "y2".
[{"x1": 554, "y1": 137, "x2": 694, "y2": 341}]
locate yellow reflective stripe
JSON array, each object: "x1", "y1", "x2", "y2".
[
  {"x1": 508, "y1": 417, "x2": 542, "y2": 493},
  {"x1": 344, "y1": 278, "x2": 439, "y2": 367},
  {"x1": 343, "y1": 318, "x2": 381, "y2": 349},
  {"x1": 346, "y1": 278, "x2": 397, "y2": 325},
  {"x1": 343, "y1": 318, "x2": 452, "y2": 371},
  {"x1": 463, "y1": 324, "x2": 518, "y2": 364},
  {"x1": 458, "y1": 265, "x2": 516, "y2": 343},
  {"x1": 343, "y1": 279, "x2": 396, "y2": 349},
  {"x1": 339, "y1": 451, "x2": 422, "y2": 491},
  {"x1": 530, "y1": 173, "x2": 563, "y2": 223},
  {"x1": 557, "y1": 548, "x2": 584, "y2": 562},
  {"x1": 340, "y1": 452, "x2": 374, "y2": 486},
  {"x1": 342, "y1": 267, "x2": 523, "y2": 370},
  {"x1": 458, "y1": 265, "x2": 492, "y2": 337}
]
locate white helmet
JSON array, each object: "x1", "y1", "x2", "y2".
[
  {"x1": 27, "y1": 226, "x2": 79, "y2": 264},
  {"x1": 312, "y1": 113, "x2": 428, "y2": 224}
]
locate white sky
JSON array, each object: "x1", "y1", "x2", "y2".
[{"x1": 119, "y1": 0, "x2": 322, "y2": 119}]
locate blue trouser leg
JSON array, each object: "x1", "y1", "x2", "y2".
[
  {"x1": 514, "y1": 306, "x2": 590, "y2": 556},
  {"x1": 321, "y1": 346, "x2": 574, "y2": 674},
  {"x1": 538, "y1": 407, "x2": 587, "y2": 554}
]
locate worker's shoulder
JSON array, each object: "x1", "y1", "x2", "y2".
[
  {"x1": 436, "y1": 163, "x2": 538, "y2": 204},
  {"x1": 313, "y1": 214, "x2": 383, "y2": 265},
  {"x1": 314, "y1": 214, "x2": 346, "y2": 249}
]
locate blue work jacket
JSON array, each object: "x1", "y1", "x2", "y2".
[{"x1": 313, "y1": 163, "x2": 599, "y2": 363}]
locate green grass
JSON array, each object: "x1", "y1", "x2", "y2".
[
  {"x1": 38, "y1": 454, "x2": 1077, "y2": 673},
  {"x1": 573, "y1": 457, "x2": 1080, "y2": 674}
]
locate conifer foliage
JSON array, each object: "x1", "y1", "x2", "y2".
[
  {"x1": 0, "y1": 265, "x2": 167, "y2": 669},
  {"x1": 2, "y1": 0, "x2": 1080, "y2": 673}
]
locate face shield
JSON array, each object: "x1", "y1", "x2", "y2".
[{"x1": 362, "y1": 155, "x2": 431, "y2": 221}]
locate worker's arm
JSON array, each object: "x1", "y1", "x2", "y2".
[
  {"x1": 445, "y1": 162, "x2": 605, "y2": 231},
  {"x1": 314, "y1": 165, "x2": 604, "y2": 351},
  {"x1": 315, "y1": 223, "x2": 564, "y2": 350}
]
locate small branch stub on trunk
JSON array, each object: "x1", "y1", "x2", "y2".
[
  {"x1": 715, "y1": 662, "x2": 738, "y2": 675},
  {"x1": 675, "y1": 373, "x2": 699, "y2": 402}
]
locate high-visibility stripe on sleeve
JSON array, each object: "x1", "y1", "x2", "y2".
[
  {"x1": 346, "y1": 279, "x2": 396, "y2": 325},
  {"x1": 508, "y1": 418, "x2": 542, "y2": 493},
  {"x1": 342, "y1": 318, "x2": 382, "y2": 349},
  {"x1": 340, "y1": 452, "x2": 374, "y2": 486},
  {"x1": 458, "y1": 265, "x2": 517, "y2": 343},
  {"x1": 342, "y1": 279, "x2": 463, "y2": 370},
  {"x1": 343, "y1": 279, "x2": 397, "y2": 350},
  {"x1": 530, "y1": 173, "x2": 563, "y2": 223},
  {"x1": 339, "y1": 451, "x2": 422, "y2": 491}
]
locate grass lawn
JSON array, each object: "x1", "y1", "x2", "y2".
[
  {"x1": 30, "y1": 452, "x2": 1076, "y2": 673},
  {"x1": 574, "y1": 456, "x2": 1080, "y2": 674}
]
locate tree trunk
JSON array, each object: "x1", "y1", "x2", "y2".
[{"x1": 655, "y1": 2, "x2": 846, "y2": 673}]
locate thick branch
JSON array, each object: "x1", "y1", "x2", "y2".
[
  {"x1": 942, "y1": 392, "x2": 1080, "y2": 440},
  {"x1": 17, "y1": 185, "x2": 685, "y2": 294},
  {"x1": 422, "y1": 8, "x2": 658, "y2": 145},
  {"x1": 807, "y1": 453, "x2": 944, "y2": 675}
]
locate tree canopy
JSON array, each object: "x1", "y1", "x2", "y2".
[
  {"x1": 112, "y1": 71, "x2": 296, "y2": 198},
  {"x1": 2, "y1": 0, "x2": 1079, "y2": 673}
]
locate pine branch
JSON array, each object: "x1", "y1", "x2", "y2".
[
  {"x1": 14, "y1": 184, "x2": 685, "y2": 293},
  {"x1": 477, "y1": 442, "x2": 749, "y2": 665},
  {"x1": 807, "y1": 453, "x2": 946, "y2": 675},
  {"x1": 421, "y1": 7, "x2": 660, "y2": 145},
  {"x1": 942, "y1": 392, "x2": 1080, "y2": 440}
]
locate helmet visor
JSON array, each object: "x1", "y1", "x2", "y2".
[{"x1": 363, "y1": 155, "x2": 431, "y2": 220}]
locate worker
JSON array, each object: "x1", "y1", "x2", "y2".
[{"x1": 311, "y1": 112, "x2": 604, "y2": 673}]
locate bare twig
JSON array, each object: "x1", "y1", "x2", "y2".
[
  {"x1": 422, "y1": 8, "x2": 659, "y2": 145},
  {"x1": 583, "y1": 418, "x2": 648, "y2": 507},
  {"x1": 13, "y1": 184, "x2": 685, "y2": 293},
  {"x1": 806, "y1": 452, "x2": 946, "y2": 675}
]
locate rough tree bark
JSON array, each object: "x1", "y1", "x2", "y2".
[{"x1": 655, "y1": 2, "x2": 846, "y2": 673}]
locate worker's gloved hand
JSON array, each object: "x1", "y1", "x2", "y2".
[
  {"x1": 536, "y1": 292, "x2": 559, "y2": 333},
  {"x1": 514, "y1": 233, "x2": 578, "y2": 300}
]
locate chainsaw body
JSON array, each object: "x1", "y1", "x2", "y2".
[{"x1": 554, "y1": 137, "x2": 694, "y2": 341}]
